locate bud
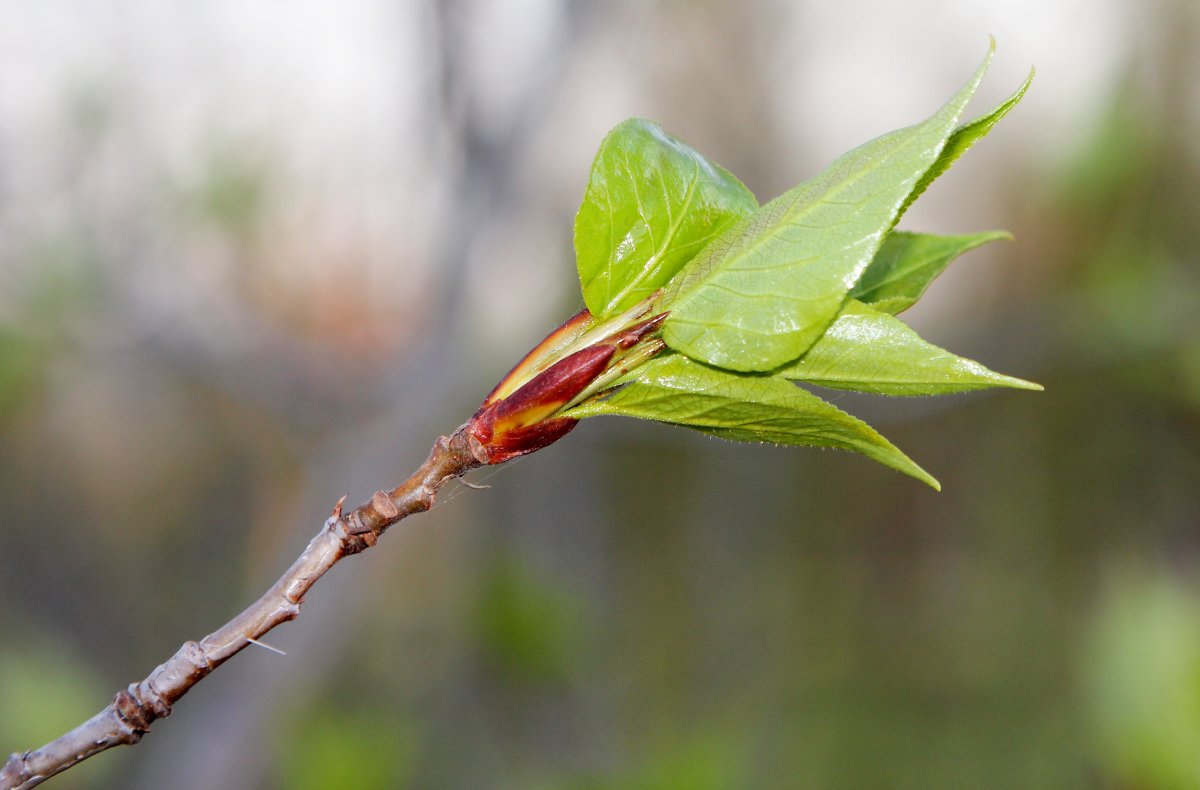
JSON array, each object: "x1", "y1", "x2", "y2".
[
  {"x1": 468, "y1": 344, "x2": 614, "y2": 464},
  {"x1": 467, "y1": 293, "x2": 669, "y2": 465},
  {"x1": 480, "y1": 308, "x2": 593, "y2": 408}
]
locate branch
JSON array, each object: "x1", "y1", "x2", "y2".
[
  {"x1": 2, "y1": 288, "x2": 668, "y2": 789},
  {"x1": 0, "y1": 427, "x2": 483, "y2": 790}
]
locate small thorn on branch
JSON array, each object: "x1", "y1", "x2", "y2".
[
  {"x1": 458, "y1": 479, "x2": 491, "y2": 490},
  {"x1": 245, "y1": 637, "x2": 287, "y2": 656},
  {"x1": 331, "y1": 495, "x2": 348, "y2": 520},
  {"x1": 0, "y1": 426, "x2": 479, "y2": 788}
]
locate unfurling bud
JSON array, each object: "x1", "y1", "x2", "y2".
[
  {"x1": 479, "y1": 308, "x2": 593, "y2": 409},
  {"x1": 467, "y1": 296, "x2": 669, "y2": 464},
  {"x1": 468, "y1": 344, "x2": 614, "y2": 464}
]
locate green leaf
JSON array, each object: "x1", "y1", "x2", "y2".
[
  {"x1": 851, "y1": 230, "x2": 1011, "y2": 315},
  {"x1": 575, "y1": 119, "x2": 757, "y2": 317},
  {"x1": 778, "y1": 299, "x2": 1043, "y2": 395},
  {"x1": 565, "y1": 354, "x2": 940, "y2": 489},
  {"x1": 893, "y1": 66, "x2": 1035, "y2": 227},
  {"x1": 660, "y1": 44, "x2": 995, "y2": 373}
]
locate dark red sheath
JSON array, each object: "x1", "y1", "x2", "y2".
[
  {"x1": 469, "y1": 344, "x2": 616, "y2": 464},
  {"x1": 480, "y1": 308, "x2": 593, "y2": 408}
]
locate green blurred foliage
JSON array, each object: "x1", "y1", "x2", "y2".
[
  {"x1": 549, "y1": 730, "x2": 747, "y2": 790},
  {"x1": 1086, "y1": 570, "x2": 1200, "y2": 789},
  {"x1": 0, "y1": 238, "x2": 97, "y2": 418},
  {"x1": 176, "y1": 139, "x2": 276, "y2": 243},
  {"x1": 472, "y1": 556, "x2": 587, "y2": 684},
  {"x1": 0, "y1": 328, "x2": 42, "y2": 418},
  {"x1": 0, "y1": 632, "x2": 112, "y2": 789},
  {"x1": 275, "y1": 704, "x2": 419, "y2": 790},
  {"x1": 1053, "y1": 76, "x2": 1200, "y2": 389}
]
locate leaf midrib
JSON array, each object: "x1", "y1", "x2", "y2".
[
  {"x1": 604, "y1": 154, "x2": 704, "y2": 311},
  {"x1": 668, "y1": 124, "x2": 939, "y2": 310}
]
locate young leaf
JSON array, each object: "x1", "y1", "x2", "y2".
[
  {"x1": 660, "y1": 44, "x2": 995, "y2": 373},
  {"x1": 778, "y1": 299, "x2": 1042, "y2": 395},
  {"x1": 851, "y1": 230, "x2": 1011, "y2": 315},
  {"x1": 564, "y1": 354, "x2": 940, "y2": 489},
  {"x1": 892, "y1": 66, "x2": 1035, "y2": 227},
  {"x1": 575, "y1": 119, "x2": 757, "y2": 318}
]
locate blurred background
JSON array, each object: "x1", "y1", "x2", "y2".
[{"x1": 2, "y1": 0, "x2": 1198, "y2": 787}]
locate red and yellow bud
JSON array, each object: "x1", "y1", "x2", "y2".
[
  {"x1": 468, "y1": 293, "x2": 670, "y2": 465},
  {"x1": 469, "y1": 344, "x2": 615, "y2": 464},
  {"x1": 480, "y1": 308, "x2": 594, "y2": 408}
]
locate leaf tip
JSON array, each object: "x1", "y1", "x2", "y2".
[
  {"x1": 960, "y1": 38, "x2": 996, "y2": 103},
  {"x1": 905, "y1": 459, "x2": 941, "y2": 490},
  {"x1": 1008, "y1": 66, "x2": 1036, "y2": 107},
  {"x1": 991, "y1": 370, "x2": 1044, "y2": 392},
  {"x1": 980, "y1": 35, "x2": 997, "y2": 72},
  {"x1": 904, "y1": 460, "x2": 942, "y2": 491}
]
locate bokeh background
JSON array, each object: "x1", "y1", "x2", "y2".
[{"x1": 2, "y1": 1, "x2": 1199, "y2": 788}]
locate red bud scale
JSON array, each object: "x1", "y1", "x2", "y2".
[{"x1": 467, "y1": 299, "x2": 668, "y2": 464}]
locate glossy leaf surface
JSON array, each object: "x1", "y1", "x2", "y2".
[
  {"x1": 851, "y1": 230, "x2": 1011, "y2": 315},
  {"x1": 575, "y1": 119, "x2": 757, "y2": 318},
  {"x1": 566, "y1": 354, "x2": 939, "y2": 488},
  {"x1": 661, "y1": 45, "x2": 994, "y2": 372},
  {"x1": 779, "y1": 299, "x2": 1042, "y2": 395},
  {"x1": 893, "y1": 66, "x2": 1035, "y2": 227}
]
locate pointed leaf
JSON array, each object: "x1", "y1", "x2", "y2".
[
  {"x1": 565, "y1": 354, "x2": 940, "y2": 489},
  {"x1": 661, "y1": 44, "x2": 994, "y2": 373},
  {"x1": 575, "y1": 119, "x2": 757, "y2": 317},
  {"x1": 852, "y1": 230, "x2": 1011, "y2": 315},
  {"x1": 778, "y1": 299, "x2": 1043, "y2": 395},
  {"x1": 893, "y1": 66, "x2": 1035, "y2": 227}
]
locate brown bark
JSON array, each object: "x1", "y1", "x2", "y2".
[{"x1": 0, "y1": 427, "x2": 482, "y2": 790}]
